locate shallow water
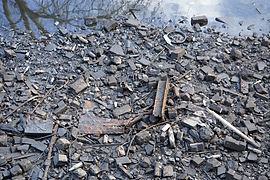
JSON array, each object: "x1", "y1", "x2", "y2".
[{"x1": 0, "y1": 0, "x2": 269, "y2": 37}]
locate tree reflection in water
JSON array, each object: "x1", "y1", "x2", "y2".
[{"x1": 0, "y1": 0, "x2": 160, "y2": 38}]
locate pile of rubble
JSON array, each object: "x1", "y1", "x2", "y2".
[{"x1": 0, "y1": 15, "x2": 269, "y2": 179}]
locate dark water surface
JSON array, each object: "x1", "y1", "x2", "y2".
[{"x1": 0, "y1": 0, "x2": 269, "y2": 37}]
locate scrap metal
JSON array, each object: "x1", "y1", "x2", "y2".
[{"x1": 153, "y1": 77, "x2": 169, "y2": 120}]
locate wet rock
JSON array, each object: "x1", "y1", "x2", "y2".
[
  {"x1": 163, "y1": 165, "x2": 174, "y2": 177},
  {"x1": 125, "y1": 18, "x2": 140, "y2": 27},
  {"x1": 84, "y1": 16, "x2": 97, "y2": 26},
  {"x1": 135, "y1": 131, "x2": 151, "y2": 145},
  {"x1": 191, "y1": 15, "x2": 208, "y2": 26},
  {"x1": 104, "y1": 20, "x2": 118, "y2": 32}
]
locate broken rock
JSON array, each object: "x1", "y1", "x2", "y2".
[
  {"x1": 224, "y1": 136, "x2": 246, "y2": 151},
  {"x1": 109, "y1": 44, "x2": 125, "y2": 56},
  {"x1": 55, "y1": 138, "x2": 70, "y2": 150},
  {"x1": 135, "y1": 131, "x2": 151, "y2": 145},
  {"x1": 191, "y1": 15, "x2": 208, "y2": 26},
  {"x1": 54, "y1": 154, "x2": 68, "y2": 166},
  {"x1": 69, "y1": 77, "x2": 88, "y2": 94}
]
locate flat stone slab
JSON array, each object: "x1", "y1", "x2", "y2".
[
  {"x1": 24, "y1": 120, "x2": 54, "y2": 135},
  {"x1": 113, "y1": 104, "x2": 132, "y2": 117}
]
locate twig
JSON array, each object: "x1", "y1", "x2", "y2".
[
  {"x1": 206, "y1": 108, "x2": 260, "y2": 148},
  {"x1": 12, "y1": 153, "x2": 36, "y2": 160},
  {"x1": 83, "y1": 143, "x2": 125, "y2": 148},
  {"x1": 203, "y1": 170, "x2": 212, "y2": 180},
  {"x1": 43, "y1": 124, "x2": 58, "y2": 180},
  {"x1": 174, "y1": 70, "x2": 192, "y2": 83},
  {"x1": 126, "y1": 121, "x2": 168, "y2": 156},
  {"x1": 145, "y1": 49, "x2": 165, "y2": 72},
  {"x1": 3, "y1": 95, "x2": 39, "y2": 119},
  {"x1": 27, "y1": 80, "x2": 69, "y2": 123},
  {"x1": 125, "y1": 111, "x2": 152, "y2": 128}
]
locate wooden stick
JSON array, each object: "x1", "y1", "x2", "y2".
[
  {"x1": 43, "y1": 124, "x2": 58, "y2": 180},
  {"x1": 206, "y1": 108, "x2": 260, "y2": 148}
]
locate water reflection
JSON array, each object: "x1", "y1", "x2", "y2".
[
  {"x1": 159, "y1": 0, "x2": 270, "y2": 36},
  {"x1": 0, "y1": 0, "x2": 269, "y2": 37},
  {"x1": 0, "y1": 0, "x2": 159, "y2": 37}
]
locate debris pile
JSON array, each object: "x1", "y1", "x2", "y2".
[{"x1": 0, "y1": 16, "x2": 269, "y2": 179}]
